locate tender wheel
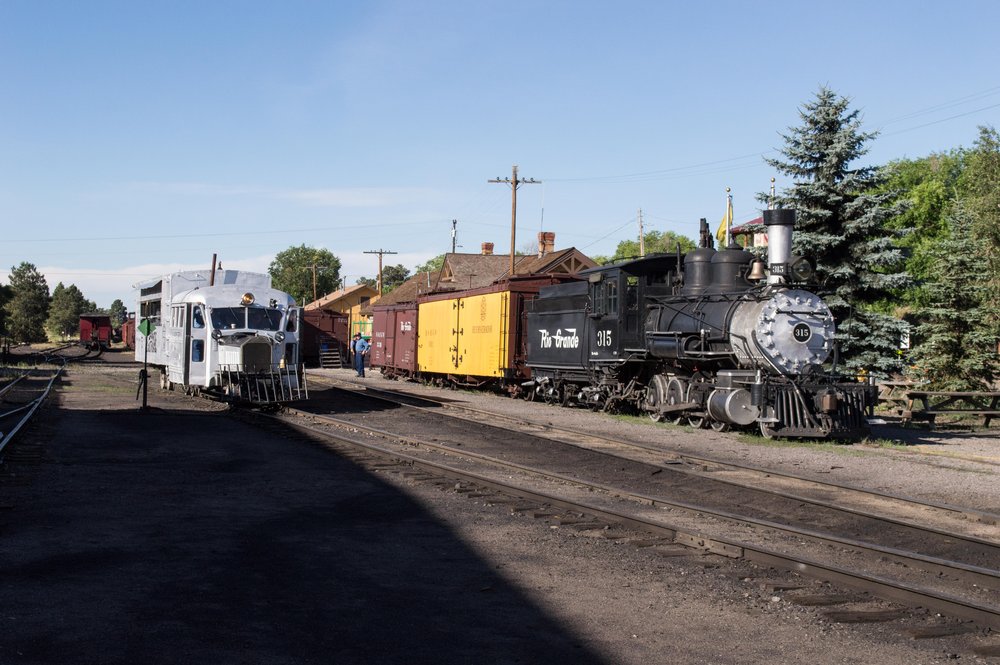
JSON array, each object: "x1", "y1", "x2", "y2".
[
  {"x1": 543, "y1": 385, "x2": 561, "y2": 405},
  {"x1": 522, "y1": 387, "x2": 537, "y2": 402}
]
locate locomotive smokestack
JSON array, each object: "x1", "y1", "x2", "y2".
[{"x1": 763, "y1": 209, "x2": 795, "y2": 284}]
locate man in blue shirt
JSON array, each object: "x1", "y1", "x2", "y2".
[{"x1": 353, "y1": 332, "x2": 370, "y2": 377}]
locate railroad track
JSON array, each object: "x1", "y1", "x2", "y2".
[
  {"x1": 283, "y1": 377, "x2": 1000, "y2": 631},
  {"x1": 0, "y1": 365, "x2": 63, "y2": 459}
]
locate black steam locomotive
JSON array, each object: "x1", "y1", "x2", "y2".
[{"x1": 523, "y1": 209, "x2": 875, "y2": 439}]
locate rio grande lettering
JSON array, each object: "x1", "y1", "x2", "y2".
[{"x1": 539, "y1": 328, "x2": 579, "y2": 349}]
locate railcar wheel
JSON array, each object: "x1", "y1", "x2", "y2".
[
  {"x1": 522, "y1": 387, "x2": 537, "y2": 402},
  {"x1": 645, "y1": 375, "x2": 669, "y2": 422},
  {"x1": 665, "y1": 378, "x2": 686, "y2": 425}
]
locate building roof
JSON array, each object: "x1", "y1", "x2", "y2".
[
  {"x1": 305, "y1": 282, "x2": 378, "y2": 311},
  {"x1": 370, "y1": 247, "x2": 596, "y2": 309}
]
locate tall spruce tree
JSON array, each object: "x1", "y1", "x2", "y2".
[
  {"x1": 765, "y1": 88, "x2": 909, "y2": 376},
  {"x1": 908, "y1": 206, "x2": 999, "y2": 389},
  {"x1": 4, "y1": 262, "x2": 50, "y2": 343}
]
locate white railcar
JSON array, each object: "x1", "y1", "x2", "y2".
[{"x1": 134, "y1": 270, "x2": 304, "y2": 403}]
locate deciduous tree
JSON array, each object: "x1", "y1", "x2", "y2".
[{"x1": 268, "y1": 245, "x2": 341, "y2": 305}]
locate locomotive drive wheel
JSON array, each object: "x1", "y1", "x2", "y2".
[
  {"x1": 645, "y1": 375, "x2": 669, "y2": 422},
  {"x1": 710, "y1": 421, "x2": 731, "y2": 432},
  {"x1": 685, "y1": 381, "x2": 707, "y2": 428},
  {"x1": 665, "y1": 377, "x2": 686, "y2": 426},
  {"x1": 759, "y1": 422, "x2": 778, "y2": 439}
]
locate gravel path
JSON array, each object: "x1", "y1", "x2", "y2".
[{"x1": 1, "y1": 364, "x2": 997, "y2": 663}]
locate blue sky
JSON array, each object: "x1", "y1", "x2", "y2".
[{"x1": 2, "y1": 0, "x2": 998, "y2": 308}]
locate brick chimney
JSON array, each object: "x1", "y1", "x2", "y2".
[
  {"x1": 537, "y1": 231, "x2": 555, "y2": 257},
  {"x1": 481, "y1": 242, "x2": 494, "y2": 255}
]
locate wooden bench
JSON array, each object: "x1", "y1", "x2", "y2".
[{"x1": 901, "y1": 391, "x2": 1000, "y2": 428}]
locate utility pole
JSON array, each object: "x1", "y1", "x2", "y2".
[
  {"x1": 364, "y1": 249, "x2": 398, "y2": 296},
  {"x1": 637, "y1": 209, "x2": 645, "y2": 258},
  {"x1": 307, "y1": 264, "x2": 326, "y2": 302},
  {"x1": 489, "y1": 165, "x2": 541, "y2": 275},
  {"x1": 451, "y1": 219, "x2": 458, "y2": 253}
]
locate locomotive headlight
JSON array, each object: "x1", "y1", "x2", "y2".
[
  {"x1": 788, "y1": 256, "x2": 814, "y2": 282},
  {"x1": 241, "y1": 292, "x2": 255, "y2": 306},
  {"x1": 212, "y1": 329, "x2": 222, "y2": 340},
  {"x1": 275, "y1": 331, "x2": 285, "y2": 342}
]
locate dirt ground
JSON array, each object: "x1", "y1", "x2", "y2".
[{"x1": 1, "y1": 363, "x2": 997, "y2": 664}]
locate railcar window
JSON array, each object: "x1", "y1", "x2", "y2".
[
  {"x1": 192, "y1": 339, "x2": 204, "y2": 363},
  {"x1": 285, "y1": 309, "x2": 298, "y2": 333},
  {"x1": 211, "y1": 307, "x2": 244, "y2": 330},
  {"x1": 192, "y1": 306, "x2": 205, "y2": 329},
  {"x1": 247, "y1": 307, "x2": 283, "y2": 331},
  {"x1": 592, "y1": 284, "x2": 605, "y2": 315},
  {"x1": 606, "y1": 280, "x2": 618, "y2": 314}
]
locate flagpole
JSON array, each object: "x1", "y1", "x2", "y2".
[{"x1": 725, "y1": 187, "x2": 732, "y2": 247}]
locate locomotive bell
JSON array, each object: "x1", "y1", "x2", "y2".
[{"x1": 747, "y1": 259, "x2": 767, "y2": 281}]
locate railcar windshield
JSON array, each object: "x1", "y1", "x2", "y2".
[
  {"x1": 247, "y1": 307, "x2": 283, "y2": 331},
  {"x1": 210, "y1": 306, "x2": 284, "y2": 331}
]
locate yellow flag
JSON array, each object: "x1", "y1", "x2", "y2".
[{"x1": 716, "y1": 197, "x2": 733, "y2": 244}]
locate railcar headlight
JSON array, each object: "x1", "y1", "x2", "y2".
[
  {"x1": 241, "y1": 292, "x2": 255, "y2": 306},
  {"x1": 788, "y1": 256, "x2": 814, "y2": 282}
]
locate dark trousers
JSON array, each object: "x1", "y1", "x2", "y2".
[{"x1": 355, "y1": 353, "x2": 365, "y2": 377}]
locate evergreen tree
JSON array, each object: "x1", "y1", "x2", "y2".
[
  {"x1": 958, "y1": 126, "x2": 1000, "y2": 340},
  {"x1": 908, "y1": 207, "x2": 999, "y2": 389},
  {"x1": 109, "y1": 299, "x2": 127, "y2": 328},
  {"x1": 765, "y1": 88, "x2": 909, "y2": 375},
  {"x1": 0, "y1": 283, "x2": 12, "y2": 338},
  {"x1": 4, "y1": 262, "x2": 50, "y2": 343},
  {"x1": 45, "y1": 282, "x2": 93, "y2": 340}
]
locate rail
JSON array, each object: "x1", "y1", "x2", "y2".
[{"x1": 901, "y1": 391, "x2": 1000, "y2": 428}]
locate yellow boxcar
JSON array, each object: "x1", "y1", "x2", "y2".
[
  {"x1": 455, "y1": 291, "x2": 509, "y2": 377},
  {"x1": 416, "y1": 298, "x2": 458, "y2": 374}
]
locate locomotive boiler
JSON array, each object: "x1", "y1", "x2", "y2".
[{"x1": 524, "y1": 210, "x2": 874, "y2": 439}]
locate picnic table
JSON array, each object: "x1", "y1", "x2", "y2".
[{"x1": 901, "y1": 391, "x2": 1000, "y2": 428}]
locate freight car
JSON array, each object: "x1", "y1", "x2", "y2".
[
  {"x1": 300, "y1": 308, "x2": 350, "y2": 368},
  {"x1": 371, "y1": 275, "x2": 571, "y2": 391},
  {"x1": 79, "y1": 313, "x2": 113, "y2": 350},
  {"x1": 133, "y1": 270, "x2": 304, "y2": 403},
  {"x1": 523, "y1": 210, "x2": 876, "y2": 439},
  {"x1": 120, "y1": 314, "x2": 136, "y2": 351}
]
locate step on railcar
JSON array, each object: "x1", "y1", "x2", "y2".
[
  {"x1": 134, "y1": 270, "x2": 304, "y2": 404},
  {"x1": 524, "y1": 210, "x2": 876, "y2": 440}
]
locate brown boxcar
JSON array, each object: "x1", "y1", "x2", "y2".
[
  {"x1": 301, "y1": 309, "x2": 350, "y2": 368},
  {"x1": 79, "y1": 314, "x2": 113, "y2": 350},
  {"x1": 121, "y1": 315, "x2": 136, "y2": 350},
  {"x1": 371, "y1": 303, "x2": 418, "y2": 378}
]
